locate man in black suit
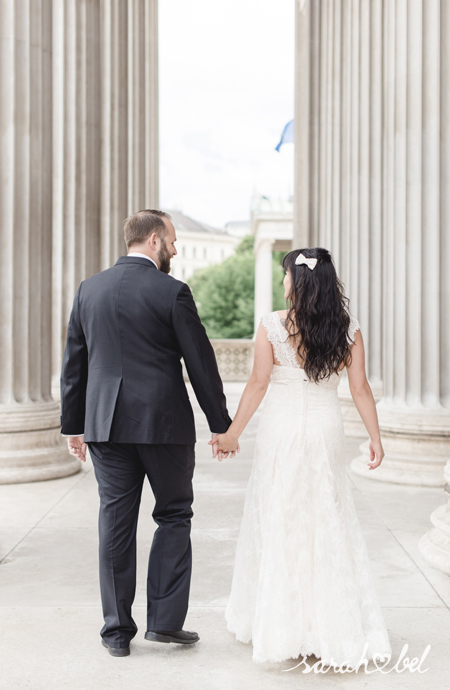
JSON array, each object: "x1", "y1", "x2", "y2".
[{"x1": 60, "y1": 210, "x2": 235, "y2": 657}]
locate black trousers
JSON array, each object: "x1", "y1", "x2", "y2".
[{"x1": 88, "y1": 442, "x2": 195, "y2": 647}]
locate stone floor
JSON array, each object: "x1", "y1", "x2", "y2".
[{"x1": 1, "y1": 383, "x2": 449, "y2": 690}]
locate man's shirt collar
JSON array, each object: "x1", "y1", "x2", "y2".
[{"x1": 127, "y1": 252, "x2": 158, "y2": 270}]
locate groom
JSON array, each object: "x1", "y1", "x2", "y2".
[{"x1": 60, "y1": 209, "x2": 234, "y2": 656}]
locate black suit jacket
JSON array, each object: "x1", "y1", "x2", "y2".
[{"x1": 60, "y1": 256, "x2": 232, "y2": 444}]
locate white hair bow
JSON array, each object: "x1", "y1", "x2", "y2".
[{"x1": 295, "y1": 254, "x2": 318, "y2": 270}]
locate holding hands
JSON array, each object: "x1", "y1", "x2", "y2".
[
  {"x1": 66, "y1": 435, "x2": 88, "y2": 462},
  {"x1": 209, "y1": 432, "x2": 240, "y2": 462}
]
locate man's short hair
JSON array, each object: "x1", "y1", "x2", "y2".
[{"x1": 123, "y1": 209, "x2": 172, "y2": 249}]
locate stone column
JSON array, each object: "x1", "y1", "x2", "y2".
[
  {"x1": 52, "y1": 0, "x2": 160, "y2": 397},
  {"x1": 254, "y1": 239, "x2": 273, "y2": 332},
  {"x1": 419, "y1": 462, "x2": 450, "y2": 574},
  {"x1": 0, "y1": 0, "x2": 79, "y2": 483},
  {"x1": 336, "y1": 0, "x2": 360, "y2": 436},
  {"x1": 0, "y1": 0, "x2": 159, "y2": 483},
  {"x1": 351, "y1": 0, "x2": 450, "y2": 487},
  {"x1": 101, "y1": 0, "x2": 158, "y2": 268},
  {"x1": 338, "y1": 0, "x2": 384, "y2": 437},
  {"x1": 127, "y1": 0, "x2": 159, "y2": 218},
  {"x1": 293, "y1": 0, "x2": 310, "y2": 249},
  {"x1": 52, "y1": 0, "x2": 102, "y2": 398},
  {"x1": 294, "y1": 1, "x2": 384, "y2": 437},
  {"x1": 100, "y1": 0, "x2": 128, "y2": 269},
  {"x1": 318, "y1": 0, "x2": 331, "y2": 251},
  {"x1": 412, "y1": 0, "x2": 450, "y2": 576}
]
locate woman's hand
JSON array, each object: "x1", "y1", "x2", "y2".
[
  {"x1": 209, "y1": 432, "x2": 240, "y2": 462},
  {"x1": 207, "y1": 322, "x2": 272, "y2": 463},
  {"x1": 368, "y1": 438, "x2": 384, "y2": 470}
]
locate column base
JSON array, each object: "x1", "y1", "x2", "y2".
[
  {"x1": 338, "y1": 375, "x2": 382, "y2": 438},
  {"x1": 0, "y1": 401, "x2": 81, "y2": 484},
  {"x1": 419, "y1": 520, "x2": 450, "y2": 576},
  {"x1": 418, "y1": 464, "x2": 450, "y2": 576},
  {"x1": 350, "y1": 402, "x2": 450, "y2": 487}
]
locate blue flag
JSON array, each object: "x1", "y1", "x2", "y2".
[{"x1": 275, "y1": 119, "x2": 294, "y2": 152}]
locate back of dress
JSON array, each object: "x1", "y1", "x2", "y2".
[
  {"x1": 256, "y1": 310, "x2": 353, "y2": 484},
  {"x1": 225, "y1": 309, "x2": 391, "y2": 667}
]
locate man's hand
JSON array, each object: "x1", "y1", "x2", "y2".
[
  {"x1": 210, "y1": 434, "x2": 220, "y2": 459},
  {"x1": 208, "y1": 432, "x2": 240, "y2": 462},
  {"x1": 67, "y1": 436, "x2": 87, "y2": 462}
]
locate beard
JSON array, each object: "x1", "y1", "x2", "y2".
[{"x1": 157, "y1": 238, "x2": 172, "y2": 274}]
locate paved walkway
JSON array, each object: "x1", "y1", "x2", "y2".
[{"x1": 1, "y1": 383, "x2": 449, "y2": 689}]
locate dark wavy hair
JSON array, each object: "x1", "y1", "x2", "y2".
[{"x1": 281, "y1": 247, "x2": 352, "y2": 382}]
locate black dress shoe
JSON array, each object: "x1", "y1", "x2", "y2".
[
  {"x1": 101, "y1": 638, "x2": 130, "y2": 657},
  {"x1": 144, "y1": 629, "x2": 200, "y2": 645}
]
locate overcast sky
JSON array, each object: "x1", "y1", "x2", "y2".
[{"x1": 159, "y1": 0, "x2": 295, "y2": 228}]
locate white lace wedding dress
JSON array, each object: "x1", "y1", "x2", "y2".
[{"x1": 225, "y1": 311, "x2": 392, "y2": 667}]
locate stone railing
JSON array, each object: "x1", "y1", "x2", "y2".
[
  {"x1": 211, "y1": 339, "x2": 254, "y2": 381},
  {"x1": 183, "y1": 339, "x2": 254, "y2": 382}
]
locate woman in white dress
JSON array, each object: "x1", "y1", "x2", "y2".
[{"x1": 213, "y1": 248, "x2": 392, "y2": 668}]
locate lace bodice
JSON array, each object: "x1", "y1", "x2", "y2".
[{"x1": 261, "y1": 311, "x2": 360, "y2": 370}]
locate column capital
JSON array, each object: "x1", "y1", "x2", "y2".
[{"x1": 254, "y1": 237, "x2": 273, "y2": 255}]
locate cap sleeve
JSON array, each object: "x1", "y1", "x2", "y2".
[
  {"x1": 261, "y1": 312, "x2": 282, "y2": 346},
  {"x1": 348, "y1": 316, "x2": 360, "y2": 343}
]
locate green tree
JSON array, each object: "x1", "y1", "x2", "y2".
[
  {"x1": 235, "y1": 234, "x2": 255, "y2": 254},
  {"x1": 188, "y1": 236, "x2": 286, "y2": 338},
  {"x1": 272, "y1": 250, "x2": 287, "y2": 311}
]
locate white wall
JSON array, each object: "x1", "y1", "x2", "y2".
[{"x1": 171, "y1": 231, "x2": 239, "y2": 281}]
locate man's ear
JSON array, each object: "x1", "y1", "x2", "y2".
[
  {"x1": 144, "y1": 233, "x2": 156, "y2": 251},
  {"x1": 150, "y1": 232, "x2": 160, "y2": 250}
]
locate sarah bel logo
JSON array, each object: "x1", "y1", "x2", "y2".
[{"x1": 282, "y1": 643, "x2": 431, "y2": 674}]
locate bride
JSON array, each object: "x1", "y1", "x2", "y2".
[{"x1": 212, "y1": 247, "x2": 392, "y2": 668}]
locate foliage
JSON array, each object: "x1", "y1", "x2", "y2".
[
  {"x1": 188, "y1": 236, "x2": 287, "y2": 338},
  {"x1": 272, "y1": 251, "x2": 287, "y2": 311},
  {"x1": 235, "y1": 234, "x2": 255, "y2": 254}
]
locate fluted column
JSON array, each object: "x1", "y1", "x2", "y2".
[
  {"x1": 0, "y1": 0, "x2": 79, "y2": 483},
  {"x1": 338, "y1": 0, "x2": 384, "y2": 436},
  {"x1": 417, "y1": 0, "x2": 450, "y2": 575},
  {"x1": 52, "y1": 0, "x2": 102, "y2": 398},
  {"x1": 100, "y1": 0, "x2": 158, "y2": 270},
  {"x1": 0, "y1": 0, "x2": 159, "y2": 483},
  {"x1": 293, "y1": 0, "x2": 310, "y2": 248},
  {"x1": 52, "y1": 0, "x2": 160, "y2": 398},
  {"x1": 294, "y1": 0, "x2": 384, "y2": 437},
  {"x1": 127, "y1": 0, "x2": 159, "y2": 219},
  {"x1": 336, "y1": 0, "x2": 360, "y2": 435},
  {"x1": 318, "y1": 0, "x2": 330, "y2": 250},
  {"x1": 352, "y1": 0, "x2": 450, "y2": 487},
  {"x1": 100, "y1": 0, "x2": 128, "y2": 268}
]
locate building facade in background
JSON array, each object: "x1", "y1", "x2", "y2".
[
  {"x1": 251, "y1": 195, "x2": 293, "y2": 331},
  {"x1": 167, "y1": 211, "x2": 239, "y2": 281},
  {"x1": 224, "y1": 220, "x2": 250, "y2": 239}
]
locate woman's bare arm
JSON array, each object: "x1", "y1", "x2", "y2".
[
  {"x1": 210, "y1": 322, "x2": 273, "y2": 460},
  {"x1": 346, "y1": 330, "x2": 384, "y2": 469}
]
